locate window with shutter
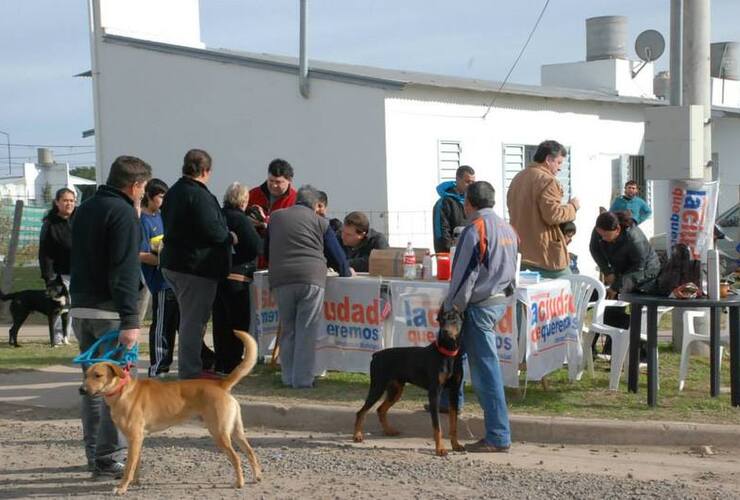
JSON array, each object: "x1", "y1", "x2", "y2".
[
  {"x1": 437, "y1": 140, "x2": 461, "y2": 182},
  {"x1": 502, "y1": 144, "x2": 572, "y2": 219}
]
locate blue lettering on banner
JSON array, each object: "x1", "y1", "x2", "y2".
[{"x1": 325, "y1": 323, "x2": 380, "y2": 342}]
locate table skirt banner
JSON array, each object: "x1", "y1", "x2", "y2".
[
  {"x1": 315, "y1": 276, "x2": 384, "y2": 374},
  {"x1": 667, "y1": 179, "x2": 719, "y2": 259},
  {"x1": 252, "y1": 271, "x2": 279, "y2": 356},
  {"x1": 517, "y1": 280, "x2": 579, "y2": 381},
  {"x1": 389, "y1": 280, "x2": 449, "y2": 348},
  {"x1": 389, "y1": 280, "x2": 520, "y2": 388}
]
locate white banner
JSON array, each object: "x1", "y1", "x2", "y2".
[
  {"x1": 315, "y1": 276, "x2": 384, "y2": 374},
  {"x1": 518, "y1": 280, "x2": 579, "y2": 381},
  {"x1": 668, "y1": 179, "x2": 720, "y2": 260},
  {"x1": 389, "y1": 280, "x2": 519, "y2": 388},
  {"x1": 252, "y1": 271, "x2": 279, "y2": 357}
]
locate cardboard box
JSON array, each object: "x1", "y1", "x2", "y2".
[{"x1": 368, "y1": 247, "x2": 429, "y2": 278}]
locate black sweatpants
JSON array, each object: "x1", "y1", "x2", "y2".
[
  {"x1": 212, "y1": 280, "x2": 251, "y2": 374},
  {"x1": 148, "y1": 288, "x2": 179, "y2": 377}
]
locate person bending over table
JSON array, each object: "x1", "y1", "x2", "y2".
[
  {"x1": 338, "y1": 211, "x2": 389, "y2": 273},
  {"x1": 589, "y1": 211, "x2": 661, "y2": 357}
]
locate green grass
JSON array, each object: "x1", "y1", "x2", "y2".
[
  {"x1": 232, "y1": 344, "x2": 740, "y2": 426},
  {"x1": 0, "y1": 340, "x2": 149, "y2": 371}
]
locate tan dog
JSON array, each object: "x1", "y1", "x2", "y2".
[{"x1": 83, "y1": 330, "x2": 261, "y2": 495}]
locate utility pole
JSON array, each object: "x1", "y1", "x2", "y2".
[
  {"x1": 0, "y1": 130, "x2": 10, "y2": 175},
  {"x1": 682, "y1": 0, "x2": 711, "y2": 181},
  {"x1": 299, "y1": 0, "x2": 310, "y2": 98},
  {"x1": 669, "y1": 0, "x2": 682, "y2": 106}
]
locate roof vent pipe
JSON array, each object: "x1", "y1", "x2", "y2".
[
  {"x1": 299, "y1": 0, "x2": 309, "y2": 98},
  {"x1": 586, "y1": 16, "x2": 628, "y2": 61},
  {"x1": 710, "y1": 42, "x2": 740, "y2": 80}
]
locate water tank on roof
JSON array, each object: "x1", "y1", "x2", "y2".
[
  {"x1": 586, "y1": 16, "x2": 628, "y2": 61},
  {"x1": 654, "y1": 71, "x2": 671, "y2": 100},
  {"x1": 710, "y1": 42, "x2": 739, "y2": 80},
  {"x1": 37, "y1": 148, "x2": 54, "y2": 166}
]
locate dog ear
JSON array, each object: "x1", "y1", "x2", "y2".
[{"x1": 106, "y1": 362, "x2": 125, "y2": 379}]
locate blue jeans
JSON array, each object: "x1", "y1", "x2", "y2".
[{"x1": 462, "y1": 303, "x2": 511, "y2": 447}]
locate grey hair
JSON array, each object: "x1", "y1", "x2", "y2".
[
  {"x1": 223, "y1": 182, "x2": 249, "y2": 209},
  {"x1": 295, "y1": 184, "x2": 321, "y2": 209}
]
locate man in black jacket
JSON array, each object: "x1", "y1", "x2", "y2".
[
  {"x1": 433, "y1": 166, "x2": 475, "y2": 253},
  {"x1": 161, "y1": 149, "x2": 236, "y2": 380},
  {"x1": 338, "y1": 211, "x2": 389, "y2": 273},
  {"x1": 70, "y1": 155, "x2": 151, "y2": 477}
]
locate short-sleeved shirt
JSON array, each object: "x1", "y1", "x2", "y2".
[{"x1": 140, "y1": 211, "x2": 169, "y2": 293}]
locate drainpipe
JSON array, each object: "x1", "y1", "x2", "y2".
[{"x1": 299, "y1": 0, "x2": 310, "y2": 98}]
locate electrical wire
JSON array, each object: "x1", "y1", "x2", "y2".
[
  {"x1": 481, "y1": 0, "x2": 552, "y2": 119},
  {"x1": 7, "y1": 143, "x2": 94, "y2": 149}
]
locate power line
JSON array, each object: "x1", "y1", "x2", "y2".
[
  {"x1": 481, "y1": 0, "x2": 551, "y2": 119},
  {"x1": 8, "y1": 143, "x2": 94, "y2": 149}
]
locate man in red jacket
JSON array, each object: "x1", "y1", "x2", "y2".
[{"x1": 247, "y1": 158, "x2": 297, "y2": 232}]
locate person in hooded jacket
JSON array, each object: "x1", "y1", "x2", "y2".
[{"x1": 432, "y1": 166, "x2": 475, "y2": 253}]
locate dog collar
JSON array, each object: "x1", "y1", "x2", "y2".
[
  {"x1": 104, "y1": 369, "x2": 131, "y2": 398},
  {"x1": 434, "y1": 341, "x2": 459, "y2": 357}
]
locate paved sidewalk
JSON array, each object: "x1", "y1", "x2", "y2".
[{"x1": 2, "y1": 358, "x2": 739, "y2": 449}]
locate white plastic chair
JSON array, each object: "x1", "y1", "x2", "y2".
[
  {"x1": 562, "y1": 275, "x2": 601, "y2": 383},
  {"x1": 678, "y1": 310, "x2": 729, "y2": 391}
]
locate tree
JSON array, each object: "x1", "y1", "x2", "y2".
[{"x1": 70, "y1": 166, "x2": 96, "y2": 181}]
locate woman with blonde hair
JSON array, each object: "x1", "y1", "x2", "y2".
[{"x1": 212, "y1": 182, "x2": 261, "y2": 374}]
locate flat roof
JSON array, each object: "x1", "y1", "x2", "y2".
[{"x1": 104, "y1": 34, "x2": 666, "y2": 107}]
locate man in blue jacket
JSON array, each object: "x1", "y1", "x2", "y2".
[
  {"x1": 444, "y1": 181, "x2": 517, "y2": 453},
  {"x1": 610, "y1": 180, "x2": 652, "y2": 225},
  {"x1": 432, "y1": 166, "x2": 475, "y2": 253}
]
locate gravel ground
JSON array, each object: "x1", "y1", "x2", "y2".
[{"x1": 1, "y1": 404, "x2": 738, "y2": 499}]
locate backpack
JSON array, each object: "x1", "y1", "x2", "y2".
[{"x1": 655, "y1": 243, "x2": 703, "y2": 297}]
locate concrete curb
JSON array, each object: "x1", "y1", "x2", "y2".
[{"x1": 241, "y1": 400, "x2": 740, "y2": 449}]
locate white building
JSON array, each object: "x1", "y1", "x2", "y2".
[
  {"x1": 0, "y1": 149, "x2": 96, "y2": 205},
  {"x1": 87, "y1": 1, "x2": 740, "y2": 277}
]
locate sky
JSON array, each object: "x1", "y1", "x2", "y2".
[{"x1": 0, "y1": 0, "x2": 739, "y2": 171}]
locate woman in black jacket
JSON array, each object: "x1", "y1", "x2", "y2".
[
  {"x1": 160, "y1": 149, "x2": 236, "y2": 379},
  {"x1": 589, "y1": 211, "x2": 661, "y2": 357},
  {"x1": 589, "y1": 211, "x2": 661, "y2": 299},
  {"x1": 38, "y1": 187, "x2": 76, "y2": 343},
  {"x1": 212, "y1": 182, "x2": 261, "y2": 374}
]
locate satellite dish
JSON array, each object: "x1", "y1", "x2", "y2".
[{"x1": 635, "y1": 29, "x2": 665, "y2": 62}]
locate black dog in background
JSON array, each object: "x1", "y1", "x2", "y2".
[
  {"x1": 1, "y1": 280, "x2": 69, "y2": 347},
  {"x1": 353, "y1": 308, "x2": 465, "y2": 456}
]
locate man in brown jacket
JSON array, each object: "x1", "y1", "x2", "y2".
[{"x1": 506, "y1": 140, "x2": 579, "y2": 278}]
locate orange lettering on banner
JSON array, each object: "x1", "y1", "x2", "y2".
[
  {"x1": 498, "y1": 306, "x2": 512, "y2": 334},
  {"x1": 260, "y1": 288, "x2": 276, "y2": 308},
  {"x1": 681, "y1": 210, "x2": 699, "y2": 225}
]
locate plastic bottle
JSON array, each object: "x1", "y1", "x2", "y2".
[
  {"x1": 403, "y1": 242, "x2": 416, "y2": 280},
  {"x1": 422, "y1": 251, "x2": 434, "y2": 281}
]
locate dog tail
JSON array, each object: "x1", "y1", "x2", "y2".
[{"x1": 220, "y1": 330, "x2": 258, "y2": 392}]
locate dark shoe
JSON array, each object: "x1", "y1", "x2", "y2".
[
  {"x1": 465, "y1": 439, "x2": 510, "y2": 453},
  {"x1": 93, "y1": 460, "x2": 125, "y2": 479},
  {"x1": 199, "y1": 370, "x2": 223, "y2": 380}
]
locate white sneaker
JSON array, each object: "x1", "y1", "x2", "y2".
[{"x1": 62, "y1": 336, "x2": 70, "y2": 345}]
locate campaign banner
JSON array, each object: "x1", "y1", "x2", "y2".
[
  {"x1": 315, "y1": 276, "x2": 383, "y2": 374},
  {"x1": 518, "y1": 280, "x2": 579, "y2": 381},
  {"x1": 668, "y1": 180, "x2": 719, "y2": 260},
  {"x1": 389, "y1": 281, "x2": 449, "y2": 348},
  {"x1": 494, "y1": 300, "x2": 520, "y2": 388},
  {"x1": 389, "y1": 280, "x2": 519, "y2": 388},
  {"x1": 252, "y1": 271, "x2": 279, "y2": 357}
]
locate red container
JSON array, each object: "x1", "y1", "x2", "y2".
[{"x1": 436, "y1": 253, "x2": 451, "y2": 281}]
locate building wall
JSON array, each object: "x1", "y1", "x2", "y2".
[
  {"x1": 713, "y1": 115, "x2": 740, "y2": 212},
  {"x1": 93, "y1": 39, "x2": 389, "y2": 222},
  {"x1": 384, "y1": 88, "x2": 648, "y2": 278}
]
